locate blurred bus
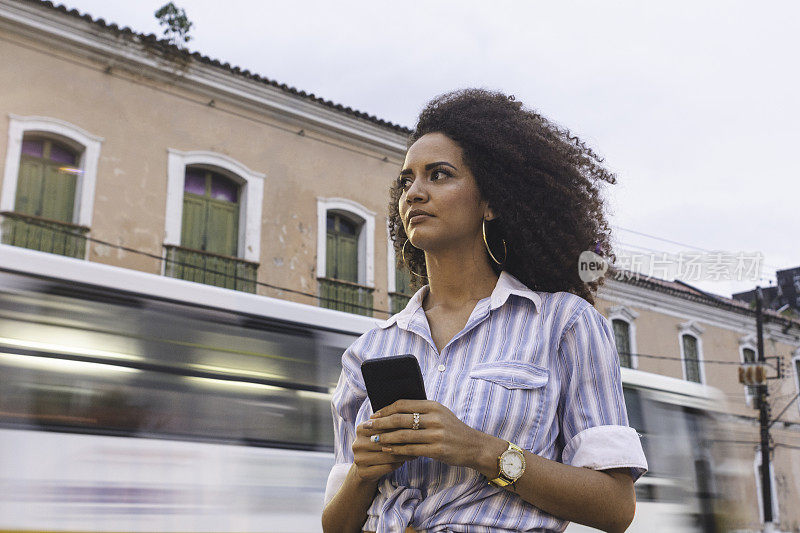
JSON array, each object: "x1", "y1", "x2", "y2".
[{"x1": 0, "y1": 244, "x2": 727, "y2": 532}]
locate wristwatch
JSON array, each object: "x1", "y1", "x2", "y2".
[{"x1": 488, "y1": 441, "x2": 526, "y2": 487}]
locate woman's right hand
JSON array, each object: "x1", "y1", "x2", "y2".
[{"x1": 352, "y1": 420, "x2": 407, "y2": 482}]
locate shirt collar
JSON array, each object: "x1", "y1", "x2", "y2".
[{"x1": 378, "y1": 270, "x2": 542, "y2": 329}]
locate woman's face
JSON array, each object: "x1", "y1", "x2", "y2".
[{"x1": 398, "y1": 132, "x2": 492, "y2": 252}]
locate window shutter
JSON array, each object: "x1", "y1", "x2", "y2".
[
  {"x1": 41, "y1": 165, "x2": 76, "y2": 222},
  {"x1": 181, "y1": 195, "x2": 207, "y2": 250},
  {"x1": 683, "y1": 335, "x2": 700, "y2": 383},
  {"x1": 326, "y1": 230, "x2": 337, "y2": 279},
  {"x1": 336, "y1": 233, "x2": 358, "y2": 283},
  {"x1": 206, "y1": 201, "x2": 238, "y2": 257},
  {"x1": 613, "y1": 319, "x2": 632, "y2": 368},
  {"x1": 15, "y1": 159, "x2": 44, "y2": 216},
  {"x1": 395, "y1": 255, "x2": 412, "y2": 295}
]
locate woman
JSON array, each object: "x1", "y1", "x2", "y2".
[{"x1": 321, "y1": 89, "x2": 648, "y2": 533}]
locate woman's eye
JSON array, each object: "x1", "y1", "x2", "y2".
[
  {"x1": 430, "y1": 169, "x2": 449, "y2": 181},
  {"x1": 398, "y1": 177, "x2": 411, "y2": 188}
]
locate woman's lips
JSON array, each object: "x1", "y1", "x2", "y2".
[{"x1": 409, "y1": 214, "x2": 432, "y2": 225}]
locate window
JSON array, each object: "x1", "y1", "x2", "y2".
[
  {"x1": 181, "y1": 166, "x2": 240, "y2": 256},
  {"x1": 164, "y1": 151, "x2": 263, "y2": 293},
  {"x1": 612, "y1": 319, "x2": 633, "y2": 369},
  {"x1": 606, "y1": 305, "x2": 639, "y2": 369},
  {"x1": 678, "y1": 320, "x2": 705, "y2": 384},
  {"x1": 15, "y1": 137, "x2": 79, "y2": 222},
  {"x1": 326, "y1": 212, "x2": 359, "y2": 283},
  {"x1": 682, "y1": 335, "x2": 701, "y2": 383},
  {"x1": 316, "y1": 198, "x2": 375, "y2": 316},
  {"x1": 387, "y1": 234, "x2": 415, "y2": 315},
  {"x1": 1, "y1": 116, "x2": 102, "y2": 259},
  {"x1": 164, "y1": 150, "x2": 264, "y2": 263}
]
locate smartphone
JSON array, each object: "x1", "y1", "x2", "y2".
[{"x1": 360, "y1": 354, "x2": 427, "y2": 413}]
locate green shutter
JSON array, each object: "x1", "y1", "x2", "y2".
[
  {"x1": 15, "y1": 159, "x2": 44, "y2": 216},
  {"x1": 40, "y1": 165, "x2": 76, "y2": 222},
  {"x1": 206, "y1": 200, "x2": 238, "y2": 257},
  {"x1": 395, "y1": 256, "x2": 412, "y2": 295},
  {"x1": 326, "y1": 231, "x2": 337, "y2": 279},
  {"x1": 683, "y1": 335, "x2": 700, "y2": 382},
  {"x1": 336, "y1": 234, "x2": 358, "y2": 283},
  {"x1": 181, "y1": 195, "x2": 207, "y2": 250}
]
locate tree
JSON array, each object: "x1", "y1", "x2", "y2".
[{"x1": 154, "y1": 2, "x2": 193, "y2": 47}]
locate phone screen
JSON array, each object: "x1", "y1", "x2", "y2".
[{"x1": 360, "y1": 354, "x2": 426, "y2": 412}]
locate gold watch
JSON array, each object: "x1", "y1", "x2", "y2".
[{"x1": 488, "y1": 441, "x2": 526, "y2": 487}]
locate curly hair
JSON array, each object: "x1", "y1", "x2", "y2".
[{"x1": 387, "y1": 88, "x2": 617, "y2": 305}]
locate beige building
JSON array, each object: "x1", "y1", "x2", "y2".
[{"x1": 1, "y1": 1, "x2": 799, "y2": 530}]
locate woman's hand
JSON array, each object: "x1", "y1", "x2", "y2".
[
  {"x1": 352, "y1": 420, "x2": 408, "y2": 483},
  {"x1": 366, "y1": 399, "x2": 503, "y2": 473}
]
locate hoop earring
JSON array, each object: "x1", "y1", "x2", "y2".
[
  {"x1": 482, "y1": 219, "x2": 507, "y2": 265},
  {"x1": 401, "y1": 239, "x2": 427, "y2": 278}
]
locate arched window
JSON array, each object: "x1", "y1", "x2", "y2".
[
  {"x1": 612, "y1": 318, "x2": 633, "y2": 369},
  {"x1": 607, "y1": 305, "x2": 639, "y2": 369},
  {"x1": 678, "y1": 320, "x2": 705, "y2": 384},
  {"x1": 181, "y1": 166, "x2": 240, "y2": 257},
  {"x1": 15, "y1": 137, "x2": 80, "y2": 222},
  {"x1": 2, "y1": 116, "x2": 102, "y2": 259},
  {"x1": 326, "y1": 212, "x2": 359, "y2": 283},
  {"x1": 316, "y1": 198, "x2": 375, "y2": 316},
  {"x1": 163, "y1": 150, "x2": 263, "y2": 293},
  {"x1": 682, "y1": 334, "x2": 701, "y2": 383}
]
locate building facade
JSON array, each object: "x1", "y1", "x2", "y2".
[{"x1": 1, "y1": 1, "x2": 799, "y2": 530}]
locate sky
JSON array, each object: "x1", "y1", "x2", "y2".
[{"x1": 57, "y1": 0, "x2": 800, "y2": 299}]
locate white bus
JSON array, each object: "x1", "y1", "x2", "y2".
[{"x1": 0, "y1": 244, "x2": 727, "y2": 532}]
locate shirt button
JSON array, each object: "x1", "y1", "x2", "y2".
[{"x1": 437, "y1": 364, "x2": 446, "y2": 372}]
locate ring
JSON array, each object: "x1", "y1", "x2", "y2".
[
  {"x1": 370, "y1": 434, "x2": 380, "y2": 443},
  {"x1": 412, "y1": 412, "x2": 420, "y2": 430}
]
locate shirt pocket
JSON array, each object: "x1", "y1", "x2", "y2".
[{"x1": 464, "y1": 361, "x2": 550, "y2": 450}]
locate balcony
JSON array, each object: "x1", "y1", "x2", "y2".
[
  {"x1": 0, "y1": 211, "x2": 88, "y2": 259},
  {"x1": 318, "y1": 277, "x2": 374, "y2": 317},
  {"x1": 164, "y1": 244, "x2": 258, "y2": 293}
]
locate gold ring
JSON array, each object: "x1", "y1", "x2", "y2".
[{"x1": 412, "y1": 412, "x2": 420, "y2": 430}]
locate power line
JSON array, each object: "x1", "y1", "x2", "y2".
[
  {"x1": 4, "y1": 217, "x2": 793, "y2": 372},
  {"x1": 612, "y1": 225, "x2": 788, "y2": 273}
]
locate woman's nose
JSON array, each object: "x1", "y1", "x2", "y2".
[{"x1": 405, "y1": 175, "x2": 427, "y2": 202}]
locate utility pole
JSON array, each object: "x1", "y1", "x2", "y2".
[{"x1": 756, "y1": 286, "x2": 773, "y2": 529}]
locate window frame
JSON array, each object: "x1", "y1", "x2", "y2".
[
  {"x1": 316, "y1": 197, "x2": 375, "y2": 288},
  {"x1": 2, "y1": 115, "x2": 103, "y2": 232},
  {"x1": 678, "y1": 320, "x2": 706, "y2": 384},
  {"x1": 164, "y1": 150, "x2": 264, "y2": 264},
  {"x1": 606, "y1": 305, "x2": 639, "y2": 369}
]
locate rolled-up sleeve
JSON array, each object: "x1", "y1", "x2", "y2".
[
  {"x1": 556, "y1": 305, "x2": 648, "y2": 483},
  {"x1": 324, "y1": 344, "x2": 368, "y2": 505}
]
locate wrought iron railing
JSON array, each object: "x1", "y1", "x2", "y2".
[
  {"x1": 318, "y1": 277, "x2": 375, "y2": 317},
  {"x1": 389, "y1": 291, "x2": 412, "y2": 315},
  {"x1": 0, "y1": 211, "x2": 88, "y2": 259},
  {"x1": 164, "y1": 245, "x2": 258, "y2": 293}
]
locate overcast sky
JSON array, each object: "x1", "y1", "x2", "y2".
[{"x1": 58, "y1": 0, "x2": 800, "y2": 299}]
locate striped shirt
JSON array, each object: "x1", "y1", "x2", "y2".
[{"x1": 325, "y1": 270, "x2": 648, "y2": 532}]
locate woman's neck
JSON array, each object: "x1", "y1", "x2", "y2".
[{"x1": 422, "y1": 242, "x2": 499, "y2": 313}]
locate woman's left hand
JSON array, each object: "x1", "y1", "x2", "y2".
[{"x1": 366, "y1": 399, "x2": 503, "y2": 473}]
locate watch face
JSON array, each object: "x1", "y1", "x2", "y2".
[{"x1": 500, "y1": 450, "x2": 525, "y2": 479}]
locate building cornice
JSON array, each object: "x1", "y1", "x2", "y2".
[
  {"x1": 0, "y1": 0, "x2": 409, "y2": 156},
  {"x1": 600, "y1": 278, "x2": 800, "y2": 346}
]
